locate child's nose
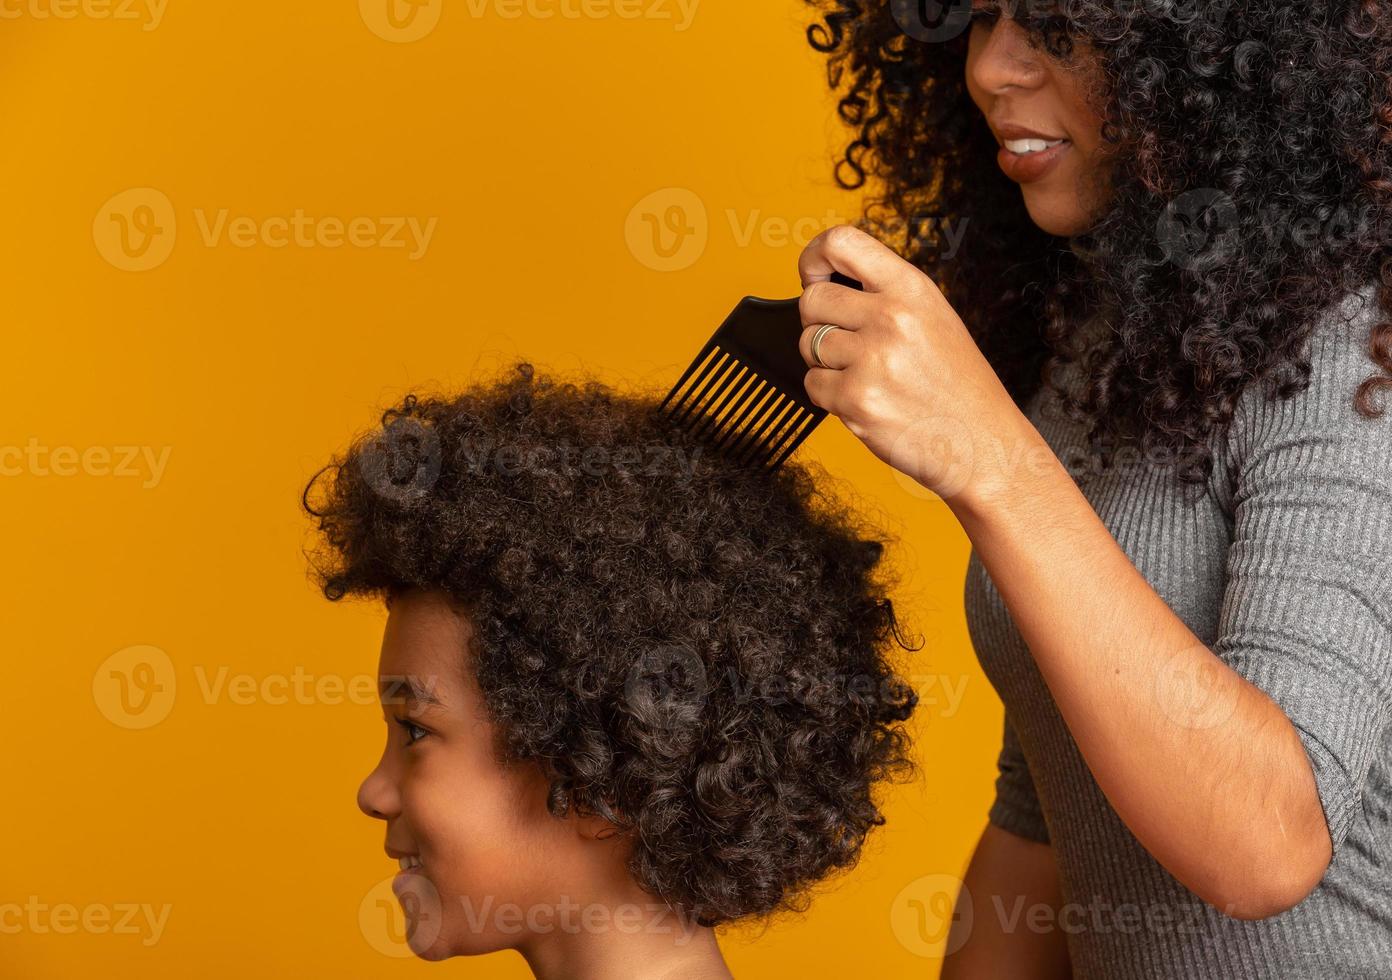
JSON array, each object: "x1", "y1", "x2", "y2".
[{"x1": 356, "y1": 762, "x2": 400, "y2": 820}]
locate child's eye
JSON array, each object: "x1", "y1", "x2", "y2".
[{"x1": 394, "y1": 716, "x2": 429, "y2": 745}]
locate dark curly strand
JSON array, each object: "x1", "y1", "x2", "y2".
[
  {"x1": 303, "y1": 361, "x2": 922, "y2": 927},
  {"x1": 804, "y1": 0, "x2": 1392, "y2": 496}
]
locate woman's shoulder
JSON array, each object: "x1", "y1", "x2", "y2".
[
  {"x1": 1303, "y1": 278, "x2": 1385, "y2": 386},
  {"x1": 1226, "y1": 279, "x2": 1390, "y2": 453}
]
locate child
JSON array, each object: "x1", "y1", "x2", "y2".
[{"x1": 303, "y1": 361, "x2": 920, "y2": 978}]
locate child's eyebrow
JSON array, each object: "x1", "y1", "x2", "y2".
[{"x1": 379, "y1": 674, "x2": 445, "y2": 709}]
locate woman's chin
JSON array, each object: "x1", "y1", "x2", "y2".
[{"x1": 1021, "y1": 190, "x2": 1092, "y2": 238}]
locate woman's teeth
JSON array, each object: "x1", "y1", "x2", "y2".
[
  {"x1": 1005, "y1": 138, "x2": 1067, "y2": 155},
  {"x1": 398, "y1": 855, "x2": 423, "y2": 871}
]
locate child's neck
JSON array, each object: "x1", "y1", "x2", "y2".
[{"x1": 518, "y1": 904, "x2": 732, "y2": 980}]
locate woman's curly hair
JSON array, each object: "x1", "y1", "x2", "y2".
[
  {"x1": 303, "y1": 361, "x2": 921, "y2": 927},
  {"x1": 804, "y1": 0, "x2": 1392, "y2": 496}
]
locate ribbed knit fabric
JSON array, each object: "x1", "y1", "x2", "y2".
[{"x1": 964, "y1": 279, "x2": 1392, "y2": 979}]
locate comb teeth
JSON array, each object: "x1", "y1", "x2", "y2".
[
  {"x1": 764, "y1": 405, "x2": 818, "y2": 468},
  {"x1": 731, "y1": 390, "x2": 797, "y2": 464},
  {"x1": 659, "y1": 293, "x2": 835, "y2": 471},
  {"x1": 688, "y1": 351, "x2": 751, "y2": 442},
  {"x1": 668, "y1": 349, "x2": 733, "y2": 430},
  {"x1": 664, "y1": 348, "x2": 764, "y2": 447},
  {"x1": 662, "y1": 348, "x2": 810, "y2": 470}
]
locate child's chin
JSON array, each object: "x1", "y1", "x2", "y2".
[
  {"x1": 409, "y1": 928, "x2": 513, "y2": 961},
  {"x1": 407, "y1": 938, "x2": 455, "y2": 962}
]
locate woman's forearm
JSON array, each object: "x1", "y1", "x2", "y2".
[{"x1": 941, "y1": 413, "x2": 1332, "y2": 919}]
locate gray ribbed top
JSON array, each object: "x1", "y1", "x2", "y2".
[{"x1": 964, "y1": 280, "x2": 1392, "y2": 979}]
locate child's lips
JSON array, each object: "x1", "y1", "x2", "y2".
[
  {"x1": 388, "y1": 850, "x2": 426, "y2": 892},
  {"x1": 391, "y1": 863, "x2": 428, "y2": 898},
  {"x1": 395, "y1": 854, "x2": 424, "y2": 870}
]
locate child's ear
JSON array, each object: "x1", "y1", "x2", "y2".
[{"x1": 575, "y1": 810, "x2": 626, "y2": 842}]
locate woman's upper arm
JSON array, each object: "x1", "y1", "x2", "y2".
[
  {"x1": 1216, "y1": 291, "x2": 1392, "y2": 860},
  {"x1": 988, "y1": 712, "x2": 1051, "y2": 845},
  {"x1": 939, "y1": 713, "x2": 1069, "y2": 979},
  {"x1": 940, "y1": 822, "x2": 1072, "y2": 980}
]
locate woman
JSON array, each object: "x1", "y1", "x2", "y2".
[
  {"x1": 302, "y1": 364, "x2": 920, "y2": 978},
  {"x1": 798, "y1": 1, "x2": 1392, "y2": 977}
]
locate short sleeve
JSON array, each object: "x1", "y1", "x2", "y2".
[
  {"x1": 1216, "y1": 284, "x2": 1392, "y2": 856},
  {"x1": 988, "y1": 712, "x2": 1051, "y2": 844}
]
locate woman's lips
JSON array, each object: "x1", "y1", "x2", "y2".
[{"x1": 997, "y1": 139, "x2": 1072, "y2": 183}]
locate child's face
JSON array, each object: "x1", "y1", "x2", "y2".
[{"x1": 355, "y1": 589, "x2": 618, "y2": 960}]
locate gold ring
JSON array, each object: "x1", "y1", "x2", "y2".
[{"x1": 811, "y1": 323, "x2": 840, "y2": 369}]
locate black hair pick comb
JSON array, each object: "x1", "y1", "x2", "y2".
[{"x1": 658, "y1": 271, "x2": 864, "y2": 470}]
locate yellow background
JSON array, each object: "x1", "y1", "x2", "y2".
[{"x1": 0, "y1": 2, "x2": 1002, "y2": 976}]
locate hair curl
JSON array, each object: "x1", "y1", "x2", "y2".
[
  {"x1": 303, "y1": 361, "x2": 921, "y2": 927},
  {"x1": 804, "y1": 0, "x2": 1392, "y2": 496}
]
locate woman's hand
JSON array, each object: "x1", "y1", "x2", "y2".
[
  {"x1": 800, "y1": 221, "x2": 1340, "y2": 921},
  {"x1": 799, "y1": 225, "x2": 1335, "y2": 920},
  {"x1": 796, "y1": 224, "x2": 1035, "y2": 509}
]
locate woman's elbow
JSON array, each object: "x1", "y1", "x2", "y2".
[
  {"x1": 1206, "y1": 831, "x2": 1333, "y2": 921},
  {"x1": 1216, "y1": 881, "x2": 1319, "y2": 921}
]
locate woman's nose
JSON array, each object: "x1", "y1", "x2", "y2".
[{"x1": 969, "y1": 17, "x2": 1048, "y2": 94}]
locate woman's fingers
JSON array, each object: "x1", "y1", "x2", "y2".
[
  {"x1": 798, "y1": 321, "x2": 860, "y2": 371},
  {"x1": 801, "y1": 362, "x2": 842, "y2": 415},
  {"x1": 797, "y1": 278, "x2": 872, "y2": 370},
  {"x1": 798, "y1": 276, "x2": 876, "y2": 331},
  {"x1": 798, "y1": 224, "x2": 905, "y2": 291}
]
